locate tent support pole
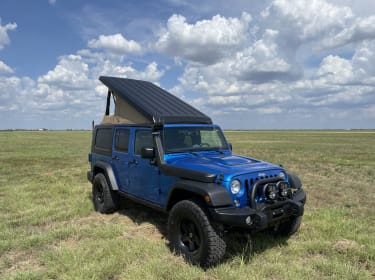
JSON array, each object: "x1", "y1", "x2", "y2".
[{"x1": 105, "y1": 90, "x2": 111, "y2": 115}]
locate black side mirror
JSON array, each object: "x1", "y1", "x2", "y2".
[
  {"x1": 228, "y1": 143, "x2": 233, "y2": 151},
  {"x1": 141, "y1": 146, "x2": 155, "y2": 158}
]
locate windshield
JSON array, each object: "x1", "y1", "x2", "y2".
[{"x1": 163, "y1": 126, "x2": 228, "y2": 153}]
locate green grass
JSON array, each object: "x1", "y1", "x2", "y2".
[{"x1": 0, "y1": 130, "x2": 374, "y2": 279}]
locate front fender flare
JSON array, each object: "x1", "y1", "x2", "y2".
[
  {"x1": 287, "y1": 172, "x2": 302, "y2": 189},
  {"x1": 166, "y1": 180, "x2": 233, "y2": 209}
]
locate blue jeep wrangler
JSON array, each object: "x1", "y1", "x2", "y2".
[{"x1": 87, "y1": 77, "x2": 306, "y2": 267}]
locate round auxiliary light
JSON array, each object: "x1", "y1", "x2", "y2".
[
  {"x1": 277, "y1": 181, "x2": 289, "y2": 197},
  {"x1": 230, "y1": 179, "x2": 241, "y2": 195},
  {"x1": 264, "y1": 183, "x2": 278, "y2": 200}
]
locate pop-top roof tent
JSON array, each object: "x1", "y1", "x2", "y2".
[{"x1": 99, "y1": 76, "x2": 212, "y2": 126}]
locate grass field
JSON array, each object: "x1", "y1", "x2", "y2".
[{"x1": 0, "y1": 130, "x2": 374, "y2": 279}]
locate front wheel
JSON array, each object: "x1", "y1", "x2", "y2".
[
  {"x1": 168, "y1": 200, "x2": 226, "y2": 267},
  {"x1": 274, "y1": 216, "x2": 302, "y2": 236}
]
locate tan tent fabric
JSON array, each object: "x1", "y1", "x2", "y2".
[
  {"x1": 114, "y1": 95, "x2": 150, "y2": 123},
  {"x1": 100, "y1": 93, "x2": 152, "y2": 125},
  {"x1": 101, "y1": 115, "x2": 136, "y2": 125}
]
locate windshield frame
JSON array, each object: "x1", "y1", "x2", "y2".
[{"x1": 162, "y1": 124, "x2": 229, "y2": 154}]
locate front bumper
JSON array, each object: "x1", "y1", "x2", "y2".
[{"x1": 209, "y1": 189, "x2": 306, "y2": 231}]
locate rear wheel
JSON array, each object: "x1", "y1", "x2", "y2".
[
  {"x1": 92, "y1": 173, "x2": 118, "y2": 214},
  {"x1": 168, "y1": 200, "x2": 226, "y2": 267}
]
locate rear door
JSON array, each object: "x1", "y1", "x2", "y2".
[
  {"x1": 112, "y1": 127, "x2": 131, "y2": 192},
  {"x1": 128, "y1": 129, "x2": 160, "y2": 203}
]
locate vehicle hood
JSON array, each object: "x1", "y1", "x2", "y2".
[{"x1": 165, "y1": 152, "x2": 282, "y2": 181}]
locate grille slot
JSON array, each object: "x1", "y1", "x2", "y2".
[{"x1": 247, "y1": 173, "x2": 280, "y2": 204}]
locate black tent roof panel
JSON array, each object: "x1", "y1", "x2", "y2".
[{"x1": 99, "y1": 76, "x2": 212, "y2": 125}]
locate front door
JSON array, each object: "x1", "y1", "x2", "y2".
[
  {"x1": 112, "y1": 128, "x2": 131, "y2": 192},
  {"x1": 128, "y1": 129, "x2": 160, "y2": 204}
]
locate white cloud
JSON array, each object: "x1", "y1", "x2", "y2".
[
  {"x1": 38, "y1": 54, "x2": 90, "y2": 90},
  {"x1": 82, "y1": 47, "x2": 164, "y2": 82},
  {"x1": 316, "y1": 40, "x2": 375, "y2": 85},
  {"x1": 262, "y1": 0, "x2": 353, "y2": 42},
  {"x1": 316, "y1": 55, "x2": 354, "y2": 84},
  {"x1": 0, "y1": 76, "x2": 35, "y2": 113},
  {"x1": 156, "y1": 12, "x2": 252, "y2": 64},
  {"x1": 136, "y1": 62, "x2": 165, "y2": 82},
  {"x1": 0, "y1": 19, "x2": 17, "y2": 50},
  {"x1": 0, "y1": 35, "x2": 165, "y2": 128},
  {"x1": 165, "y1": 0, "x2": 375, "y2": 129},
  {"x1": 323, "y1": 15, "x2": 375, "y2": 48},
  {"x1": 231, "y1": 29, "x2": 298, "y2": 82},
  {"x1": 352, "y1": 40, "x2": 375, "y2": 81},
  {"x1": 88, "y1": 33, "x2": 142, "y2": 55},
  {"x1": 0, "y1": 60, "x2": 14, "y2": 73}
]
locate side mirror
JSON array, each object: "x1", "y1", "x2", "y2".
[
  {"x1": 228, "y1": 143, "x2": 233, "y2": 151},
  {"x1": 141, "y1": 146, "x2": 155, "y2": 159}
]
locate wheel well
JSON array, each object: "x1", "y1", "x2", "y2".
[
  {"x1": 166, "y1": 189, "x2": 206, "y2": 211},
  {"x1": 93, "y1": 166, "x2": 105, "y2": 177},
  {"x1": 92, "y1": 167, "x2": 113, "y2": 189}
]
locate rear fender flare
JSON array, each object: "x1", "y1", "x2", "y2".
[{"x1": 92, "y1": 161, "x2": 119, "y2": 190}]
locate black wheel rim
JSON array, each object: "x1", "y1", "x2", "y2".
[
  {"x1": 95, "y1": 184, "x2": 104, "y2": 204},
  {"x1": 179, "y1": 219, "x2": 201, "y2": 253}
]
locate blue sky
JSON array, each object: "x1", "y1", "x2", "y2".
[{"x1": 1, "y1": 0, "x2": 375, "y2": 129}]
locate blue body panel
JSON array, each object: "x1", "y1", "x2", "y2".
[
  {"x1": 164, "y1": 152, "x2": 282, "y2": 182},
  {"x1": 90, "y1": 124, "x2": 285, "y2": 208}
]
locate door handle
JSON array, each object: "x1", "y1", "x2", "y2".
[
  {"x1": 128, "y1": 159, "x2": 138, "y2": 165},
  {"x1": 112, "y1": 156, "x2": 119, "y2": 160}
]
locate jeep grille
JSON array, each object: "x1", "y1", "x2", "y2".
[{"x1": 244, "y1": 172, "x2": 281, "y2": 203}]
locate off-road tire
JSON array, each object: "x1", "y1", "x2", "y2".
[
  {"x1": 168, "y1": 200, "x2": 226, "y2": 268},
  {"x1": 92, "y1": 173, "x2": 119, "y2": 214},
  {"x1": 274, "y1": 216, "x2": 302, "y2": 236}
]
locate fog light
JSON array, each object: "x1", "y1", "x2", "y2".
[
  {"x1": 234, "y1": 199, "x2": 240, "y2": 207},
  {"x1": 245, "y1": 216, "x2": 252, "y2": 225},
  {"x1": 264, "y1": 183, "x2": 278, "y2": 200}
]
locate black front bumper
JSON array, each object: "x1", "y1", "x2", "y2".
[{"x1": 209, "y1": 189, "x2": 306, "y2": 231}]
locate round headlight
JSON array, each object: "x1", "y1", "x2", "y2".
[
  {"x1": 264, "y1": 183, "x2": 278, "y2": 200},
  {"x1": 278, "y1": 171, "x2": 286, "y2": 179},
  {"x1": 230, "y1": 179, "x2": 241, "y2": 194}
]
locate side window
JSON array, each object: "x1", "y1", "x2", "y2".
[
  {"x1": 134, "y1": 130, "x2": 153, "y2": 155},
  {"x1": 114, "y1": 129, "x2": 130, "y2": 152},
  {"x1": 95, "y1": 128, "x2": 113, "y2": 150}
]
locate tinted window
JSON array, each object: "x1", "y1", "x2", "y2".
[
  {"x1": 115, "y1": 129, "x2": 130, "y2": 152},
  {"x1": 135, "y1": 130, "x2": 153, "y2": 155},
  {"x1": 163, "y1": 126, "x2": 228, "y2": 153},
  {"x1": 95, "y1": 128, "x2": 113, "y2": 150}
]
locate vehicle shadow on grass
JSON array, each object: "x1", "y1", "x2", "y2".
[
  {"x1": 117, "y1": 198, "x2": 169, "y2": 238},
  {"x1": 222, "y1": 229, "x2": 289, "y2": 264},
  {"x1": 115, "y1": 197, "x2": 289, "y2": 265}
]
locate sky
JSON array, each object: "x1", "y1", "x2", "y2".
[{"x1": 1, "y1": 0, "x2": 375, "y2": 130}]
